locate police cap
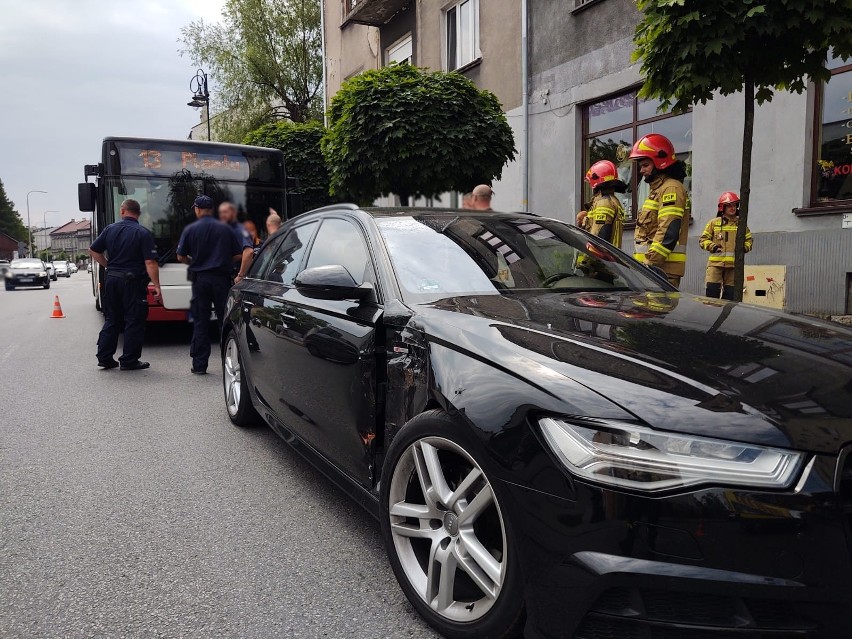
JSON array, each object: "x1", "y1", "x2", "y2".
[{"x1": 193, "y1": 195, "x2": 214, "y2": 210}]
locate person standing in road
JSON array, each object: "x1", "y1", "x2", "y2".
[
  {"x1": 89, "y1": 198, "x2": 161, "y2": 371},
  {"x1": 699, "y1": 191, "x2": 753, "y2": 300},
  {"x1": 629, "y1": 133, "x2": 690, "y2": 288},
  {"x1": 177, "y1": 195, "x2": 242, "y2": 375},
  {"x1": 470, "y1": 184, "x2": 494, "y2": 211},
  {"x1": 266, "y1": 208, "x2": 282, "y2": 236},
  {"x1": 217, "y1": 201, "x2": 254, "y2": 282}
]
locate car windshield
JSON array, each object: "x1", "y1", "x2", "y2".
[
  {"x1": 11, "y1": 259, "x2": 43, "y2": 268},
  {"x1": 375, "y1": 213, "x2": 666, "y2": 304}
]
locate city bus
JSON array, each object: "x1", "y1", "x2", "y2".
[{"x1": 79, "y1": 137, "x2": 301, "y2": 320}]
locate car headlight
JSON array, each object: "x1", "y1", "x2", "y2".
[
  {"x1": 39, "y1": 271, "x2": 47, "y2": 277},
  {"x1": 539, "y1": 417, "x2": 804, "y2": 492}
]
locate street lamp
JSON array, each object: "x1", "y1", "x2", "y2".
[
  {"x1": 26, "y1": 190, "x2": 47, "y2": 258},
  {"x1": 187, "y1": 68, "x2": 211, "y2": 141},
  {"x1": 43, "y1": 210, "x2": 58, "y2": 260}
]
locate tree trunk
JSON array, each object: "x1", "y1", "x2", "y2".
[
  {"x1": 399, "y1": 193, "x2": 410, "y2": 206},
  {"x1": 734, "y1": 78, "x2": 755, "y2": 302}
]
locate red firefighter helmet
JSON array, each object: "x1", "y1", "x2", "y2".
[
  {"x1": 717, "y1": 191, "x2": 740, "y2": 213},
  {"x1": 585, "y1": 160, "x2": 619, "y2": 190},
  {"x1": 628, "y1": 133, "x2": 677, "y2": 170}
]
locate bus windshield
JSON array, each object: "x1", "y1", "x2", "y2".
[{"x1": 104, "y1": 176, "x2": 286, "y2": 262}]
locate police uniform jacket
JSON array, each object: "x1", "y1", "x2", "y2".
[
  {"x1": 176, "y1": 217, "x2": 242, "y2": 275},
  {"x1": 90, "y1": 217, "x2": 158, "y2": 276}
]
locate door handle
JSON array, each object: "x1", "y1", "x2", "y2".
[{"x1": 281, "y1": 312, "x2": 296, "y2": 321}]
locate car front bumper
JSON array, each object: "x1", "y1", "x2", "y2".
[
  {"x1": 499, "y1": 452, "x2": 852, "y2": 639},
  {"x1": 6, "y1": 273, "x2": 49, "y2": 286}
]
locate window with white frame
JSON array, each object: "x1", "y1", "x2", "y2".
[
  {"x1": 444, "y1": 0, "x2": 479, "y2": 71},
  {"x1": 386, "y1": 34, "x2": 413, "y2": 66}
]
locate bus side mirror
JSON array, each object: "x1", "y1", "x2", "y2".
[{"x1": 78, "y1": 183, "x2": 96, "y2": 212}]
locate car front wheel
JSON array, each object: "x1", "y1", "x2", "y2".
[
  {"x1": 222, "y1": 331, "x2": 260, "y2": 427},
  {"x1": 380, "y1": 410, "x2": 524, "y2": 639},
  {"x1": 43, "y1": 280, "x2": 50, "y2": 289},
  {"x1": 4, "y1": 282, "x2": 13, "y2": 291}
]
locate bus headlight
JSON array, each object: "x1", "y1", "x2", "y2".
[{"x1": 539, "y1": 417, "x2": 803, "y2": 492}]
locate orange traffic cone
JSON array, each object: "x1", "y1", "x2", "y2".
[{"x1": 50, "y1": 295, "x2": 66, "y2": 319}]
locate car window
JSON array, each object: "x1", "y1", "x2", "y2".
[
  {"x1": 305, "y1": 218, "x2": 373, "y2": 284},
  {"x1": 263, "y1": 221, "x2": 318, "y2": 285},
  {"x1": 375, "y1": 215, "x2": 666, "y2": 304},
  {"x1": 248, "y1": 233, "x2": 287, "y2": 279}
]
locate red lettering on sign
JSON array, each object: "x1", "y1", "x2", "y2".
[
  {"x1": 746, "y1": 275, "x2": 755, "y2": 281},
  {"x1": 833, "y1": 163, "x2": 852, "y2": 177}
]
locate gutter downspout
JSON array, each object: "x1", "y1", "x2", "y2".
[
  {"x1": 521, "y1": 0, "x2": 529, "y2": 212},
  {"x1": 320, "y1": 0, "x2": 328, "y2": 126}
]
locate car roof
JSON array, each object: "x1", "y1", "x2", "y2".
[{"x1": 302, "y1": 204, "x2": 543, "y2": 222}]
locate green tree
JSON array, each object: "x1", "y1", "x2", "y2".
[
  {"x1": 633, "y1": 0, "x2": 852, "y2": 300},
  {"x1": 180, "y1": 0, "x2": 323, "y2": 142},
  {"x1": 322, "y1": 64, "x2": 516, "y2": 205},
  {"x1": 0, "y1": 179, "x2": 26, "y2": 243},
  {"x1": 244, "y1": 120, "x2": 334, "y2": 212}
]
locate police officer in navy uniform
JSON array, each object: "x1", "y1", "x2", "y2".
[
  {"x1": 89, "y1": 198, "x2": 161, "y2": 370},
  {"x1": 177, "y1": 195, "x2": 242, "y2": 374}
]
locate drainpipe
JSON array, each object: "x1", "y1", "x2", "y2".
[
  {"x1": 320, "y1": 0, "x2": 328, "y2": 126},
  {"x1": 521, "y1": 0, "x2": 529, "y2": 212}
]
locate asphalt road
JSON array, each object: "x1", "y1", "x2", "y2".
[{"x1": 0, "y1": 274, "x2": 440, "y2": 639}]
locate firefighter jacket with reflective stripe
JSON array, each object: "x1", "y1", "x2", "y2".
[
  {"x1": 586, "y1": 193, "x2": 624, "y2": 249},
  {"x1": 634, "y1": 175, "x2": 689, "y2": 278},
  {"x1": 699, "y1": 216, "x2": 752, "y2": 267}
]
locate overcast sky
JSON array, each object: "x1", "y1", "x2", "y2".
[{"x1": 0, "y1": 0, "x2": 225, "y2": 229}]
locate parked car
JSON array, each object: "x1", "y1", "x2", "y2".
[
  {"x1": 221, "y1": 206, "x2": 852, "y2": 639},
  {"x1": 5, "y1": 258, "x2": 50, "y2": 290},
  {"x1": 69, "y1": 263, "x2": 78, "y2": 274},
  {"x1": 86, "y1": 263, "x2": 92, "y2": 273},
  {"x1": 45, "y1": 262, "x2": 57, "y2": 281},
  {"x1": 52, "y1": 260, "x2": 70, "y2": 278}
]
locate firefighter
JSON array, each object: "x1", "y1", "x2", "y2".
[
  {"x1": 699, "y1": 191, "x2": 753, "y2": 300},
  {"x1": 629, "y1": 133, "x2": 689, "y2": 288},
  {"x1": 581, "y1": 159, "x2": 626, "y2": 247}
]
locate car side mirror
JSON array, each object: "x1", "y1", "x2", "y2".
[{"x1": 295, "y1": 265, "x2": 373, "y2": 301}]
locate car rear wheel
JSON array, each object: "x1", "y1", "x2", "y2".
[
  {"x1": 222, "y1": 332, "x2": 260, "y2": 427},
  {"x1": 380, "y1": 410, "x2": 524, "y2": 639}
]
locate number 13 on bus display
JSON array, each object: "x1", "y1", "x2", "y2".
[{"x1": 138, "y1": 150, "x2": 162, "y2": 169}]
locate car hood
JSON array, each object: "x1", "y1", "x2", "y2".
[{"x1": 414, "y1": 291, "x2": 852, "y2": 454}]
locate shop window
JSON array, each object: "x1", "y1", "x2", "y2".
[
  {"x1": 813, "y1": 52, "x2": 852, "y2": 206},
  {"x1": 582, "y1": 90, "x2": 692, "y2": 223},
  {"x1": 444, "y1": 0, "x2": 480, "y2": 71}
]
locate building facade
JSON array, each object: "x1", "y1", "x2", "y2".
[
  {"x1": 322, "y1": 0, "x2": 852, "y2": 315},
  {"x1": 50, "y1": 220, "x2": 91, "y2": 260}
]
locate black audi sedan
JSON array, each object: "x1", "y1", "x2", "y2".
[
  {"x1": 4, "y1": 258, "x2": 51, "y2": 290},
  {"x1": 221, "y1": 205, "x2": 852, "y2": 639}
]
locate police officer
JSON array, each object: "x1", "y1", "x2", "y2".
[
  {"x1": 177, "y1": 195, "x2": 242, "y2": 374},
  {"x1": 629, "y1": 133, "x2": 690, "y2": 288},
  {"x1": 89, "y1": 198, "x2": 161, "y2": 370},
  {"x1": 217, "y1": 201, "x2": 254, "y2": 282}
]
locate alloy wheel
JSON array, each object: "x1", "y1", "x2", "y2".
[
  {"x1": 223, "y1": 337, "x2": 242, "y2": 417},
  {"x1": 387, "y1": 436, "x2": 508, "y2": 623}
]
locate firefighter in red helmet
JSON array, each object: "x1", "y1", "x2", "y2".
[
  {"x1": 699, "y1": 191, "x2": 753, "y2": 300},
  {"x1": 580, "y1": 160, "x2": 626, "y2": 248},
  {"x1": 629, "y1": 133, "x2": 690, "y2": 288}
]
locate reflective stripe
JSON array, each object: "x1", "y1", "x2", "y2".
[
  {"x1": 719, "y1": 225, "x2": 738, "y2": 231},
  {"x1": 643, "y1": 199, "x2": 660, "y2": 211},
  {"x1": 709, "y1": 255, "x2": 735, "y2": 263},
  {"x1": 666, "y1": 253, "x2": 687, "y2": 262},
  {"x1": 650, "y1": 242, "x2": 671, "y2": 257},
  {"x1": 658, "y1": 206, "x2": 684, "y2": 218},
  {"x1": 592, "y1": 206, "x2": 615, "y2": 215}
]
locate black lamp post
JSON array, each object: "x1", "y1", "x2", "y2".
[{"x1": 187, "y1": 69, "x2": 211, "y2": 141}]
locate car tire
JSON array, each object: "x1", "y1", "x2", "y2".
[
  {"x1": 379, "y1": 410, "x2": 525, "y2": 639},
  {"x1": 4, "y1": 282, "x2": 13, "y2": 291},
  {"x1": 222, "y1": 331, "x2": 260, "y2": 427},
  {"x1": 43, "y1": 280, "x2": 50, "y2": 289}
]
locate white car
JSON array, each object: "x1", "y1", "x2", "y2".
[
  {"x1": 69, "y1": 263, "x2": 78, "y2": 274},
  {"x1": 53, "y1": 260, "x2": 70, "y2": 278}
]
